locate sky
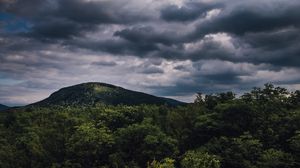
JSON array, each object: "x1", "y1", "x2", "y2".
[{"x1": 1, "y1": 0, "x2": 300, "y2": 106}]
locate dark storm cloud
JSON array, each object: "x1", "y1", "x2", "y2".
[
  {"x1": 1, "y1": 0, "x2": 150, "y2": 39},
  {"x1": 238, "y1": 28, "x2": 300, "y2": 67},
  {"x1": 107, "y1": 26, "x2": 187, "y2": 57},
  {"x1": 192, "y1": 1, "x2": 300, "y2": 37},
  {"x1": 244, "y1": 28, "x2": 300, "y2": 50},
  {"x1": 160, "y1": 1, "x2": 221, "y2": 22},
  {"x1": 82, "y1": 0, "x2": 300, "y2": 68},
  {"x1": 132, "y1": 61, "x2": 165, "y2": 74},
  {"x1": 139, "y1": 67, "x2": 164, "y2": 74},
  {"x1": 91, "y1": 61, "x2": 117, "y2": 67},
  {"x1": 174, "y1": 65, "x2": 188, "y2": 71},
  {"x1": 114, "y1": 26, "x2": 182, "y2": 46},
  {"x1": 71, "y1": 38, "x2": 160, "y2": 57},
  {"x1": 2, "y1": 0, "x2": 300, "y2": 104},
  {"x1": 29, "y1": 19, "x2": 86, "y2": 39},
  {"x1": 91, "y1": 30, "x2": 234, "y2": 62},
  {"x1": 3, "y1": 0, "x2": 149, "y2": 24},
  {"x1": 191, "y1": 60, "x2": 255, "y2": 86},
  {"x1": 3, "y1": 0, "x2": 299, "y2": 65}
]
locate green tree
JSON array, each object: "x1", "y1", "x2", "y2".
[
  {"x1": 16, "y1": 130, "x2": 47, "y2": 167},
  {"x1": 147, "y1": 158, "x2": 175, "y2": 168},
  {"x1": 181, "y1": 150, "x2": 220, "y2": 168},
  {"x1": 215, "y1": 102, "x2": 256, "y2": 136},
  {"x1": 203, "y1": 133, "x2": 263, "y2": 168},
  {"x1": 115, "y1": 119, "x2": 178, "y2": 167},
  {"x1": 258, "y1": 149, "x2": 294, "y2": 168},
  {"x1": 288, "y1": 131, "x2": 300, "y2": 166},
  {"x1": 66, "y1": 122, "x2": 114, "y2": 167}
]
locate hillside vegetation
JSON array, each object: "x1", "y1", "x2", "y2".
[
  {"x1": 0, "y1": 84, "x2": 300, "y2": 168},
  {"x1": 32, "y1": 82, "x2": 184, "y2": 107},
  {"x1": 0, "y1": 104, "x2": 9, "y2": 111}
]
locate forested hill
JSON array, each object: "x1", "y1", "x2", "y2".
[
  {"x1": 31, "y1": 82, "x2": 185, "y2": 107},
  {"x1": 0, "y1": 84, "x2": 300, "y2": 168},
  {"x1": 0, "y1": 104, "x2": 9, "y2": 111}
]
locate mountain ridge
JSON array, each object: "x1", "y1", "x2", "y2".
[
  {"x1": 31, "y1": 82, "x2": 185, "y2": 107},
  {"x1": 0, "y1": 104, "x2": 9, "y2": 111}
]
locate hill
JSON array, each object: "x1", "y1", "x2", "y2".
[
  {"x1": 31, "y1": 82, "x2": 185, "y2": 107},
  {"x1": 0, "y1": 104, "x2": 9, "y2": 111}
]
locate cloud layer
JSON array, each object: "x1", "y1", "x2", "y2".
[{"x1": 1, "y1": 0, "x2": 300, "y2": 105}]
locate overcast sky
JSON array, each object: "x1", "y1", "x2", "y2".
[{"x1": 1, "y1": 0, "x2": 300, "y2": 106}]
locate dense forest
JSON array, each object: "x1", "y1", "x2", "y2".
[{"x1": 0, "y1": 84, "x2": 300, "y2": 168}]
